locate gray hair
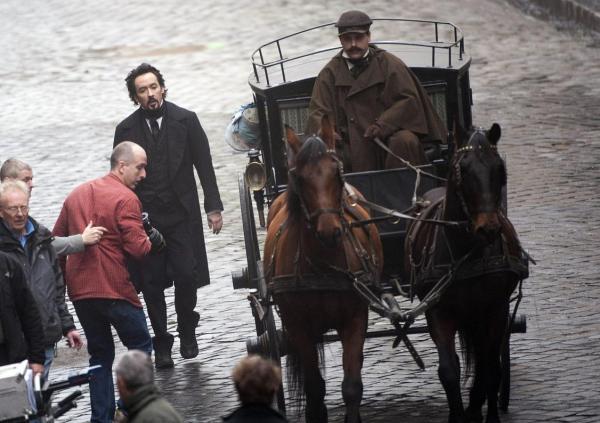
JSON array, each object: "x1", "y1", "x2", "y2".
[
  {"x1": 110, "y1": 141, "x2": 140, "y2": 170},
  {"x1": 0, "y1": 180, "x2": 30, "y2": 203},
  {"x1": 115, "y1": 350, "x2": 154, "y2": 390},
  {"x1": 0, "y1": 158, "x2": 31, "y2": 181}
]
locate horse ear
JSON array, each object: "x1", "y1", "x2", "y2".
[
  {"x1": 452, "y1": 114, "x2": 466, "y2": 149},
  {"x1": 320, "y1": 115, "x2": 336, "y2": 150},
  {"x1": 488, "y1": 123, "x2": 501, "y2": 145},
  {"x1": 285, "y1": 124, "x2": 301, "y2": 155}
]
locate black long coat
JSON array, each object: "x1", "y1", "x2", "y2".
[
  {"x1": 0, "y1": 251, "x2": 45, "y2": 366},
  {"x1": 114, "y1": 101, "x2": 223, "y2": 287}
]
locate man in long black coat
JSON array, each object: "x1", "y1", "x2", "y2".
[{"x1": 114, "y1": 63, "x2": 223, "y2": 368}]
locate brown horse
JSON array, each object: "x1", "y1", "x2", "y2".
[
  {"x1": 405, "y1": 123, "x2": 528, "y2": 423},
  {"x1": 264, "y1": 117, "x2": 383, "y2": 423}
]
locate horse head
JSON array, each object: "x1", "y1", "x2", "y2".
[
  {"x1": 450, "y1": 122, "x2": 506, "y2": 244},
  {"x1": 285, "y1": 115, "x2": 345, "y2": 247}
]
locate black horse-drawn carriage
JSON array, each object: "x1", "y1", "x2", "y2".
[{"x1": 230, "y1": 18, "x2": 529, "y2": 422}]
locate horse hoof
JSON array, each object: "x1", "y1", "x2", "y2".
[{"x1": 465, "y1": 406, "x2": 483, "y2": 422}]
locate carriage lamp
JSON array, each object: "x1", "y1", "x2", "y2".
[
  {"x1": 245, "y1": 149, "x2": 267, "y2": 227},
  {"x1": 245, "y1": 149, "x2": 267, "y2": 191}
]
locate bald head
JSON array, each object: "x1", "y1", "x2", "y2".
[{"x1": 110, "y1": 142, "x2": 147, "y2": 189}]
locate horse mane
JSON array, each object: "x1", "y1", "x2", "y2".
[{"x1": 286, "y1": 135, "x2": 329, "y2": 218}]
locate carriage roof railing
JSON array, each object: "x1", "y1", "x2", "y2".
[{"x1": 251, "y1": 18, "x2": 466, "y2": 88}]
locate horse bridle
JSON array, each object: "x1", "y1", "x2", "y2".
[
  {"x1": 452, "y1": 128, "x2": 501, "y2": 221},
  {"x1": 287, "y1": 148, "x2": 346, "y2": 228}
]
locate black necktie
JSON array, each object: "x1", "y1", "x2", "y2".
[{"x1": 150, "y1": 119, "x2": 160, "y2": 140}]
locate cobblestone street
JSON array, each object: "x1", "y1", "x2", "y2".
[{"x1": 1, "y1": 0, "x2": 599, "y2": 422}]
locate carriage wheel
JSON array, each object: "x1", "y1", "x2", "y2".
[
  {"x1": 256, "y1": 266, "x2": 286, "y2": 414},
  {"x1": 499, "y1": 334, "x2": 510, "y2": 412}
]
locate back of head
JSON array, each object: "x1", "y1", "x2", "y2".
[
  {"x1": 115, "y1": 350, "x2": 154, "y2": 391},
  {"x1": 0, "y1": 158, "x2": 31, "y2": 181},
  {"x1": 232, "y1": 355, "x2": 281, "y2": 405},
  {"x1": 111, "y1": 141, "x2": 137, "y2": 170}
]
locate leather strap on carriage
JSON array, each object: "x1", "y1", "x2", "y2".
[
  {"x1": 349, "y1": 192, "x2": 468, "y2": 228},
  {"x1": 373, "y1": 137, "x2": 447, "y2": 182}
]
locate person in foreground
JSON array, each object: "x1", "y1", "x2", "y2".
[
  {"x1": 222, "y1": 355, "x2": 288, "y2": 422},
  {"x1": 0, "y1": 180, "x2": 83, "y2": 382},
  {"x1": 115, "y1": 350, "x2": 182, "y2": 423},
  {"x1": 306, "y1": 10, "x2": 447, "y2": 171},
  {"x1": 53, "y1": 142, "x2": 165, "y2": 423},
  {"x1": 114, "y1": 63, "x2": 223, "y2": 368},
  {"x1": 0, "y1": 249, "x2": 45, "y2": 374}
]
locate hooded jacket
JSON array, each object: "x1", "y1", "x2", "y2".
[
  {"x1": 122, "y1": 384, "x2": 182, "y2": 423},
  {"x1": 0, "y1": 217, "x2": 75, "y2": 347}
]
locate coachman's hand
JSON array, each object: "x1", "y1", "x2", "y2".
[{"x1": 363, "y1": 123, "x2": 382, "y2": 141}]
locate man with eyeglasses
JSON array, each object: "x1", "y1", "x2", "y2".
[
  {"x1": 0, "y1": 180, "x2": 83, "y2": 383},
  {"x1": 306, "y1": 10, "x2": 447, "y2": 172},
  {"x1": 0, "y1": 158, "x2": 107, "y2": 255}
]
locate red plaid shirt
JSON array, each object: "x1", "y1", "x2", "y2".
[{"x1": 53, "y1": 173, "x2": 151, "y2": 307}]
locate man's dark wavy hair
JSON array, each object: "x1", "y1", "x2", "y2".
[{"x1": 125, "y1": 63, "x2": 168, "y2": 105}]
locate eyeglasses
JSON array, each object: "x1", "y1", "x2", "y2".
[{"x1": 2, "y1": 205, "x2": 29, "y2": 215}]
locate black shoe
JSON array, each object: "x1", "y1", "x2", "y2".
[
  {"x1": 179, "y1": 311, "x2": 200, "y2": 359},
  {"x1": 153, "y1": 334, "x2": 174, "y2": 369}
]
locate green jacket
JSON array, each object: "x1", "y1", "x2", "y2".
[{"x1": 123, "y1": 384, "x2": 182, "y2": 423}]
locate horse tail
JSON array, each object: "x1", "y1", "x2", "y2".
[{"x1": 285, "y1": 329, "x2": 326, "y2": 416}]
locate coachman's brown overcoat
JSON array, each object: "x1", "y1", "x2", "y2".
[{"x1": 306, "y1": 46, "x2": 447, "y2": 171}]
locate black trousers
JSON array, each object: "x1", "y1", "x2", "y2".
[{"x1": 141, "y1": 207, "x2": 198, "y2": 339}]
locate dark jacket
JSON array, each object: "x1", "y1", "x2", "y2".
[
  {"x1": 114, "y1": 101, "x2": 223, "y2": 287},
  {"x1": 0, "y1": 251, "x2": 45, "y2": 365},
  {"x1": 222, "y1": 404, "x2": 288, "y2": 422},
  {"x1": 0, "y1": 218, "x2": 75, "y2": 347},
  {"x1": 122, "y1": 384, "x2": 182, "y2": 423},
  {"x1": 307, "y1": 46, "x2": 447, "y2": 171}
]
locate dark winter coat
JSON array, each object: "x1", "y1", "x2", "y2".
[
  {"x1": 222, "y1": 404, "x2": 288, "y2": 422},
  {"x1": 0, "y1": 250, "x2": 45, "y2": 365},
  {"x1": 122, "y1": 384, "x2": 182, "y2": 423},
  {"x1": 307, "y1": 46, "x2": 447, "y2": 171},
  {"x1": 114, "y1": 101, "x2": 223, "y2": 287},
  {"x1": 0, "y1": 218, "x2": 75, "y2": 347}
]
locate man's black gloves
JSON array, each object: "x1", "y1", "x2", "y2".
[{"x1": 142, "y1": 212, "x2": 166, "y2": 253}]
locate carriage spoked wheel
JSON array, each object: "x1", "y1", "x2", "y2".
[{"x1": 256, "y1": 266, "x2": 286, "y2": 414}]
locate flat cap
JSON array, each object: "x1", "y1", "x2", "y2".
[{"x1": 336, "y1": 10, "x2": 372, "y2": 35}]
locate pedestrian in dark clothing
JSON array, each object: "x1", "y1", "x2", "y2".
[
  {"x1": 0, "y1": 180, "x2": 83, "y2": 382},
  {"x1": 306, "y1": 10, "x2": 447, "y2": 171},
  {"x1": 114, "y1": 63, "x2": 224, "y2": 369},
  {"x1": 115, "y1": 350, "x2": 182, "y2": 423},
  {"x1": 222, "y1": 355, "x2": 288, "y2": 423},
  {"x1": 0, "y1": 249, "x2": 45, "y2": 375}
]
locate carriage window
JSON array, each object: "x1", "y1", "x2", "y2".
[
  {"x1": 423, "y1": 82, "x2": 447, "y2": 125},
  {"x1": 277, "y1": 97, "x2": 311, "y2": 138}
]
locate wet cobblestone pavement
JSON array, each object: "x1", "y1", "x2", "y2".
[{"x1": 1, "y1": 0, "x2": 599, "y2": 422}]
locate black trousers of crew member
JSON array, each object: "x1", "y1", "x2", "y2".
[{"x1": 140, "y1": 207, "x2": 198, "y2": 339}]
